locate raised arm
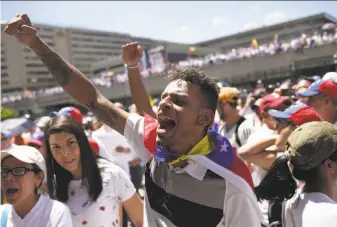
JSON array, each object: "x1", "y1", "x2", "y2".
[
  {"x1": 122, "y1": 42, "x2": 157, "y2": 118},
  {"x1": 5, "y1": 14, "x2": 128, "y2": 134}
]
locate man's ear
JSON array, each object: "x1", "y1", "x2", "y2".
[{"x1": 197, "y1": 109, "x2": 214, "y2": 127}]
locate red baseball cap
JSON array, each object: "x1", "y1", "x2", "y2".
[
  {"x1": 259, "y1": 95, "x2": 291, "y2": 113},
  {"x1": 298, "y1": 79, "x2": 337, "y2": 99},
  {"x1": 28, "y1": 139, "x2": 43, "y2": 147},
  {"x1": 58, "y1": 107, "x2": 83, "y2": 125},
  {"x1": 268, "y1": 104, "x2": 321, "y2": 126}
]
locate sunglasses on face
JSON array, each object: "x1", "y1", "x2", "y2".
[{"x1": 1, "y1": 167, "x2": 38, "y2": 178}]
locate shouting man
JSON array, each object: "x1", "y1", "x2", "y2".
[{"x1": 5, "y1": 14, "x2": 262, "y2": 226}]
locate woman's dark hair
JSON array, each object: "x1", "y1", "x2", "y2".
[
  {"x1": 254, "y1": 155, "x2": 297, "y2": 202},
  {"x1": 44, "y1": 115, "x2": 102, "y2": 202},
  {"x1": 255, "y1": 151, "x2": 337, "y2": 202}
]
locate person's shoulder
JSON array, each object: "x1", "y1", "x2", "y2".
[
  {"x1": 97, "y1": 158, "x2": 131, "y2": 189},
  {"x1": 128, "y1": 113, "x2": 144, "y2": 124},
  {"x1": 239, "y1": 118, "x2": 255, "y2": 129},
  {"x1": 42, "y1": 195, "x2": 69, "y2": 211},
  {"x1": 97, "y1": 158, "x2": 128, "y2": 178}
]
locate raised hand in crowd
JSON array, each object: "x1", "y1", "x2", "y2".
[
  {"x1": 5, "y1": 13, "x2": 129, "y2": 135},
  {"x1": 122, "y1": 42, "x2": 157, "y2": 118},
  {"x1": 4, "y1": 13, "x2": 38, "y2": 47},
  {"x1": 122, "y1": 42, "x2": 143, "y2": 67}
]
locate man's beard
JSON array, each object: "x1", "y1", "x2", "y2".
[
  {"x1": 156, "y1": 135, "x2": 168, "y2": 146},
  {"x1": 220, "y1": 112, "x2": 227, "y2": 121}
]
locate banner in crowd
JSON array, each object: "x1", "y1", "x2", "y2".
[{"x1": 146, "y1": 45, "x2": 167, "y2": 74}]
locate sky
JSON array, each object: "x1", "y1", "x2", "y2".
[{"x1": 1, "y1": 1, "x2": 337, "y2": 44}]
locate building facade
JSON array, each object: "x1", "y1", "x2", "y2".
[{"x1": 1, "y1": 23, "x2": 144, "y2": 93}]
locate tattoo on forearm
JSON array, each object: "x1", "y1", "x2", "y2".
[
  {"x1": 88, "y1": 98, "x2": 121, "y2": 132},
  {"x1": 39, "y1": 51, "x2": 72, "y2": 86}
]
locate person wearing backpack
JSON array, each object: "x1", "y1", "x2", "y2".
[{"x1": 212, "y1": 87, "x2": 256, "y2": 148}]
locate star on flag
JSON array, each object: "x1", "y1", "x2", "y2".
[{"x1": 220, "y1": 142, "x2": 229, "y2": 152}]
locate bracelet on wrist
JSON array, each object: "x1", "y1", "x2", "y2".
[{"x1": 125, "y1": 64, "x2": 139, "y2": 69}]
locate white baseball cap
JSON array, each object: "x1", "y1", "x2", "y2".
[
  {"x1": 36, "y1": 116, "x2": 51, "y2": 128},
  {"x1": 1, "y1": 145, "x2": 47, "y2": 182},
  {"x1": 322, "y1": 72, "x2": 337, "y2": 83}
]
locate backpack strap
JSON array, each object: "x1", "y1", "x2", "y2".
[
  {"x1": 235, "y1": 116, "x2": 246, "y2": 147},
  {"x1": 1, "y1": 205, "x2": 10, "y2": 227}
]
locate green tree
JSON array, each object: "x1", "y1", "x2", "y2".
[{"x1": 1, "y1": 106, "x2": 18, "y2": 120}]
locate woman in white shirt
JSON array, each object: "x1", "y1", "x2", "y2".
[
  {"x1": 0, "y1": 145, "x2": 72, "y2": 227},
  {"x1": 44, "y1": 115, "x2": 143, "y2": 227},
  {"x1": 255, "y1": 121, "x2": 337, "y2": 227}
]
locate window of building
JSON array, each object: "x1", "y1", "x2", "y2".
[
  {"x1": 74, "y1": 57, "x2": 98, "y2": 62},
  {"x1": 26, "y1": 63, "x2": 46, "y2": 67},
  {"x1": 40, "y1": 35, "x2": 54, "y2": 39},
  {"x1": 1, "y1": 72, "x2": 9, "y2": 77},
  {"x1": 27, "y1": 71, "x2": 50, "y2": 75},
  {"x1": 25, "y1": 56, "x2": 40, "y2": 60},
  {"x1": 73, "y1": 51, "x2": 113, "y2": 56},
  {"x1": 43, "y1": 28, "x2": 53, "y2": 32}
]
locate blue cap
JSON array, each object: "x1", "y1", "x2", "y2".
[
  {"x1": 268, "y1": 104, "x2": 307, "y2": 119},
  {"x1": 31, "y1": 131, "x2": 44, "y2": 141},
  {"x1": 1, "y1": 131, "x2": 13, "y2": 140},
  {"x1": 297, "y1": 80, "x2": 323, "y2": 97},
  {"x1": 312, "y1": 75, "x2": 321, "y2": 81}
]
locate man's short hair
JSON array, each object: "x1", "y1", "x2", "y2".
[{"x1": 167, "y1": 67, "x2": 218, "y2": 114}]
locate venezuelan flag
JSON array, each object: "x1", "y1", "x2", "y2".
[{"x1": 143, "y1": 114, "x2": 254, "y2": 189}]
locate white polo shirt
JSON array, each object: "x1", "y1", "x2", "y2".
[{"x1": 0, "y1": 194, "x2": 72, "y2": 227}]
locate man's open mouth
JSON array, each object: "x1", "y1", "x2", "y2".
[
  {"x1": 5, "y1": 188, "x2": 19, "y2": 196},
  {"x1": 158, "y1": 116, "x2": 176, "y2": 130}
]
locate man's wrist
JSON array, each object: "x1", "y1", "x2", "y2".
[
  {"x1": 29, "y1": 36, "x2": 46, "y2": 54},
  {"x1": 125, "y1": 63, "x2": 139, "y2": 70}
]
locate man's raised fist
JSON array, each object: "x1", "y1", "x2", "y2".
[
  {"x1": 122, "y1": 42, "x2": 143, "y2": 67},
  {"x1": 4, "y1": 13, "x2": 38, "y2": 47}
]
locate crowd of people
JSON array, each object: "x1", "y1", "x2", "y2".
[
  {"x1": 1, "y1": 13, "x2": 337, "y2": 227},
  {"x1": 2, "y1": 27, "x2": 337, "y2": 105}
]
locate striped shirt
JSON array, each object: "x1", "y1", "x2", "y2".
[{"x1": 124, "y1": 114, "x2": 262, "y2": 227}]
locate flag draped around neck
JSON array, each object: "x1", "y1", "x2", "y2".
[{"x1": 142, "y1": 114, "x2": 254, "y2": 189}]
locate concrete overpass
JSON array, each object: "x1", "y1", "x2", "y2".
[{"x1": 3, "y1": 43, "x2": 336, "y2": 111}]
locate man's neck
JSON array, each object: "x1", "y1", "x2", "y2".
[
  {"x1": 303, "y1": 179, "x2": 334, "y2": 200},
  {"x1": 223, "y1": 112, "x2": 241, "y2": 131},
  {"x1": 14, "y1": 193, "x2": 40, "y2": 219},
  {"x1": 321, "y1": 106, "x2": 337, "y2": 124},
  {"x1": 166, "y1": 132, "x2": 207, "y2": 167}
]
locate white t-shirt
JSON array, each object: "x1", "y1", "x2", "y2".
[
  {"x1": 333, "y1": 121, "x2": 337, "y2": 203},
  {"x1": 66, "y1": 158, "x2": 136, "y2": 227},
  {"x1": 92, "y1": 125, "x2": 139, "y2": 176},
  {"x1": 284, "y1": 192, "x2": 337, "y2": 227},
  {"x1": 246, "y1": 125, "x2": 275, "y2": 186},
  {"x1": 218, "y1": 117, "x2": 256, "y2": 148},
  {"x1": 0, "y1": 194, "x2": 72, "y2": 227},
  {"x1": 245, "y1": 124, "x2": 275, "y2": 225}
]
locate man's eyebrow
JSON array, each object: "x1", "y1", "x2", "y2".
[{"x1": 161, "y1": 92, "x2": 189, "y2": 99}]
